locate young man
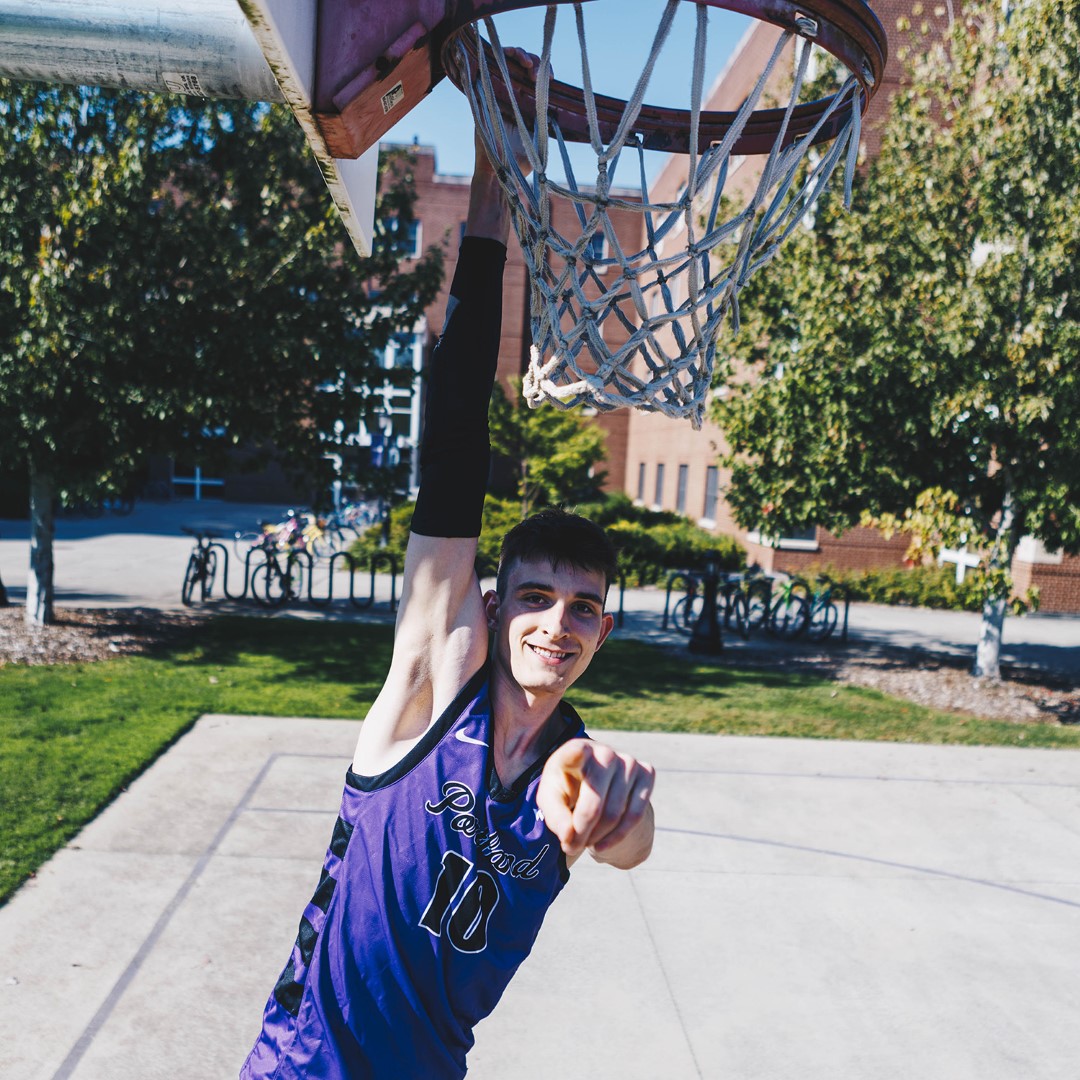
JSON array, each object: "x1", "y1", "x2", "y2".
[{"x1": 241, "y1": 121, "x2": 655, "y2": 1080}]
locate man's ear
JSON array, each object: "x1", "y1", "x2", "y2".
[
  {"x1": 482, "y1": 589, "x2": 500, "y2": 631},
  {"x1": 596, "y1": 611, "x2": 615, "y2": 650}
]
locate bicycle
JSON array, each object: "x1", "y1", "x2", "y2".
[
  {"x1": 249, "y1": 534, "x2": 308, "y2": 607},
  {"x1": 669, "y1": 578, "x2": 704, "y2": 633},
  {"x1": 805, "y1": 575, "x2": 841, "y2": 642},
  {"x1": 742, "y1": 571, "x2": 773, "y2": 635},
  {"x1": 767, "y1": 576, "x2": 811, "y2": 639},
  {"x1": 180, "y1": 527, "x2": 221, "y2": 605},
  {"x1": 299, "y1": 511, "x2": 337, "y2": 560}
]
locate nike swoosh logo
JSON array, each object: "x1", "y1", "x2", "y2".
[{"x1": 455, "y1": 730, "x2": 487, "y2": 747}]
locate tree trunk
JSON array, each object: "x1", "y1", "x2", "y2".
[
  {"x1": 974, "y1": 592, "x2": 1008, "y2": 681},
  {"x1": 972, "y1": 477, "x2": 1020, "y2": 680},
  {"x1": 0, "y1": 571, "x2": 8, "y2": 607},
  {"x1": 26, "y1": 463, "x2": 56, "y2": 627}
]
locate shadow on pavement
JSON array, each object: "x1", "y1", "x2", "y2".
[{"x1": 1, "y1": 499, "x2": 292, "y2": 542}]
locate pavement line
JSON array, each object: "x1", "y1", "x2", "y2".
[
  {"x1": 657, "y1": 826, "x2": 1080, "y2": 910},
  {"x1": 51, "y1": 751, "x2": 284, "y2": 1080},
  {"x1": 628, "y1": 872, "x2": 704, "y2": 1080},
  {"x1": 661, "y1": 767, "x2": 1080, "y2": 789}
]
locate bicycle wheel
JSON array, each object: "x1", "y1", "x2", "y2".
[
  {"x1": 745, "y1": 582, "x2": 771, "y2": 632},
  {"x1": 671, "y1": 594, "x2": 702, "y2": 634},
  {"x1": 728, "y1": 591, "x2": 750, "y2": 640},
  {"x1": 233, "y1": 531, "x2": 261, "y2": 560},
  {"x1": 181, "y1": 554, "x2": 201, "y2": 606},
  {"x1": 806, "y1": 600, "x2": 839, "y2": 642},
  {"x1": 769, "y1": 594, "x2": 810, "y2": 639},
  {"x1": 310, "y1": 531, "x2": 336, "y2": 560},
  {"x1": 285, "y1": 557, "x2": 306, "y2": 601},
  {"x1": 252, "y1": 560, "x2": 288, "y2": 607},
  {"x1": 202, "y1": 548, "x2": 218, "y2": 601}
]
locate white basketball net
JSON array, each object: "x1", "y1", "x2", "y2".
[{"x1": 446, "y1": 1, "x2": 863, "y2": 428}]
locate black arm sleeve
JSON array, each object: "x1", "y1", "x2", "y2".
[{"x1": 410, "y1": 236, "x2": 507, "y2": 538}]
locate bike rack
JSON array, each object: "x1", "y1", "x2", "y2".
[
  {"x1": 308, "y1": 550, "x2": 351, "y2": 606},
  {"x1": 837, "y1": 583, "x2": 852, "y2": 644},
  {"x1": 206, "y1": 541, "x2": 261, "y2": 602},
  {"x1": 291, "y1": 550, "x2": 315, "y2": 604},
  {"x1": 346, "y1": 551, "x2": 398, "y2": 611},
  {"x1": 184, "y1": 532, "x2": 401, "y2": 614},
  {"x1": 375, "y1": 552, "x2": 399, "y2": 613}
]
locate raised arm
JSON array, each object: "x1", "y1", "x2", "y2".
[{"x1": 351, "y1": 138, "x2": 517, "y2": 775}]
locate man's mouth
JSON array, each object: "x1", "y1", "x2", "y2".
[{"x1": 527, "y1": 643, "x2": 573, "y2": 664}]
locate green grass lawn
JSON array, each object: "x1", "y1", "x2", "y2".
[{"x1": 2, "y1": 615, "x2": 1077, "y2": 904}]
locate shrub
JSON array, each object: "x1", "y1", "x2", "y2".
[
  {"x1": 348, "y1": 492, "x2": 746, "y2": 589},
  {"x1": 607, "y1": 519, "x2": 744, "y2": 587},
  {"x1": 347, "y1": 496, "x2": 525, "y2": 579},
  {"x1": 806, "y1": 564, "x2": 1039, "y2": 614}
]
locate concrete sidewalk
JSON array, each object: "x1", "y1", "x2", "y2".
[{"x1": 2, "y1": 715, "x2": 1078, "y2": 1079}]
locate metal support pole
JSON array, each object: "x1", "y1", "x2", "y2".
[
  {"x1": 0, "y1": 0, "x2": 283, "y2": 102},
  {"x1": 689, "y1": 553, "x2": 724, "y2": 656}
]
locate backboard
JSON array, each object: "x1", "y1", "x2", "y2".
[{"x1": 240, "y1": 0, "x2": 386, "y2": 257}]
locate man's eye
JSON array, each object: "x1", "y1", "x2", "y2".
[{"x1": 574, "y1": 603, "x2": 598, "y2": 616}]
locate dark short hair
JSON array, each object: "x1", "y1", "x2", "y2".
[{"x1": 496, "y1": 507, "x2": 618, "y2": 600}]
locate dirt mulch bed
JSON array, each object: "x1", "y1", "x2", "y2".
[
  {"x1": 1, "y1": 605, "x2": 1078, "y2": 728},
  {"x1": 0, "y1": 606, "x2": 209, "y2": 666},
  {"x1": 834, "y1": 653, "x2": 1080, "y2": 727}
]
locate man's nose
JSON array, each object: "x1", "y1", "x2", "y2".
[{"x1": 542, "y1": 601, "x2": 571, "y2": 637}]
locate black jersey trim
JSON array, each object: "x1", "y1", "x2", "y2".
[
  {"x1": 345, "y1": 665, "x2": 489, "y2": 792},
  {"x1": 557, "y1": 849, "x2": 570, "y2": 885}
]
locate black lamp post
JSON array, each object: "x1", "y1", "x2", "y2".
[{"x1": 689, "y1": 550, "x2": 723, "y2": 655}]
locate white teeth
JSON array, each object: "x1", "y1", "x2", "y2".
[{"x1": 531, "y1": 644, "x2": 569, "y2": 659}]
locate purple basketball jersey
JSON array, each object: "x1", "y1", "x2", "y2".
[{"x1": 240, "y1": 665, "x2": 584, "y2": 1079}]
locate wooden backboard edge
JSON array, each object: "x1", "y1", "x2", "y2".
[{"x1": 237, "y1": 0, "x2": 377, "y2": 257}]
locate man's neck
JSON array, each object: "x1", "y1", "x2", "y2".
[{"x1": 488, "y1": 663, "x2": 566, "y2": 788}]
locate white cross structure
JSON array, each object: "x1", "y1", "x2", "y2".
[
  {"x1": 939, "y1": 546, "x2": 982, "y2": 584},
  {"x1": 172, "y1": 467, "x2": 225, "y2": 502}
]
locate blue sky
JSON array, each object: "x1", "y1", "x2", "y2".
[{"x1": 382, "y1": 1, "x2": 752, "y2": 181}]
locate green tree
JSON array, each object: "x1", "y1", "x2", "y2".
[
  {"x1": 0, "y1": 83, "x2": 441, "y2": 625},
  {"x1": 488, "y1": 377, "x2": 607, "y2": 517},
  {"x1": 712, "y1": 0, "x2": 1080, "y2": 678}
]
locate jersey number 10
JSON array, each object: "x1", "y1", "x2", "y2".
[{"x1": 419, "y1": 851, "x2": 500, "y2": 953}]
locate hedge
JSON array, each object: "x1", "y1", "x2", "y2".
[
  {"x1": 807, "y1": 563, "x2": 1039, "y2": 614},
  {"x1": 348, "y1": 493, "x2": 745, "y2": 588}
]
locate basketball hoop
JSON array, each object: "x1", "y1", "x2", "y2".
[{"x1": 441, "y1": 0, "x2": 887, "y2": 428}]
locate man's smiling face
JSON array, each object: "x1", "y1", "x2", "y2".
[{"x1": 485, "y1": 556, "x2": 614, "y2": 700}]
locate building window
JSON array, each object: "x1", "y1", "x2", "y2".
[
  {"x1": 387, "y1": 331, "x2": 422, "y2": 370},
  {"x1": 746, "y1": 524, "x2": 819, "y2": 551},
  {"x1": 636, "y1": 462, "x2": 646, "y2": 502},
  {"x1": 585, "y1": 231, "x2": 609, "y2": 272},
  {"x1": 383, "y1": 216, "x2": 422, "y2": 258},
  {"x1": 676, "y1": 464, "x2": 689, "y2": 514},
  {"x1": 654, "y1": 463, "x2": 665, "y2": 509},
  {"x1": 703, "y1": 465, "x2": 719, "y2": 523}
]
